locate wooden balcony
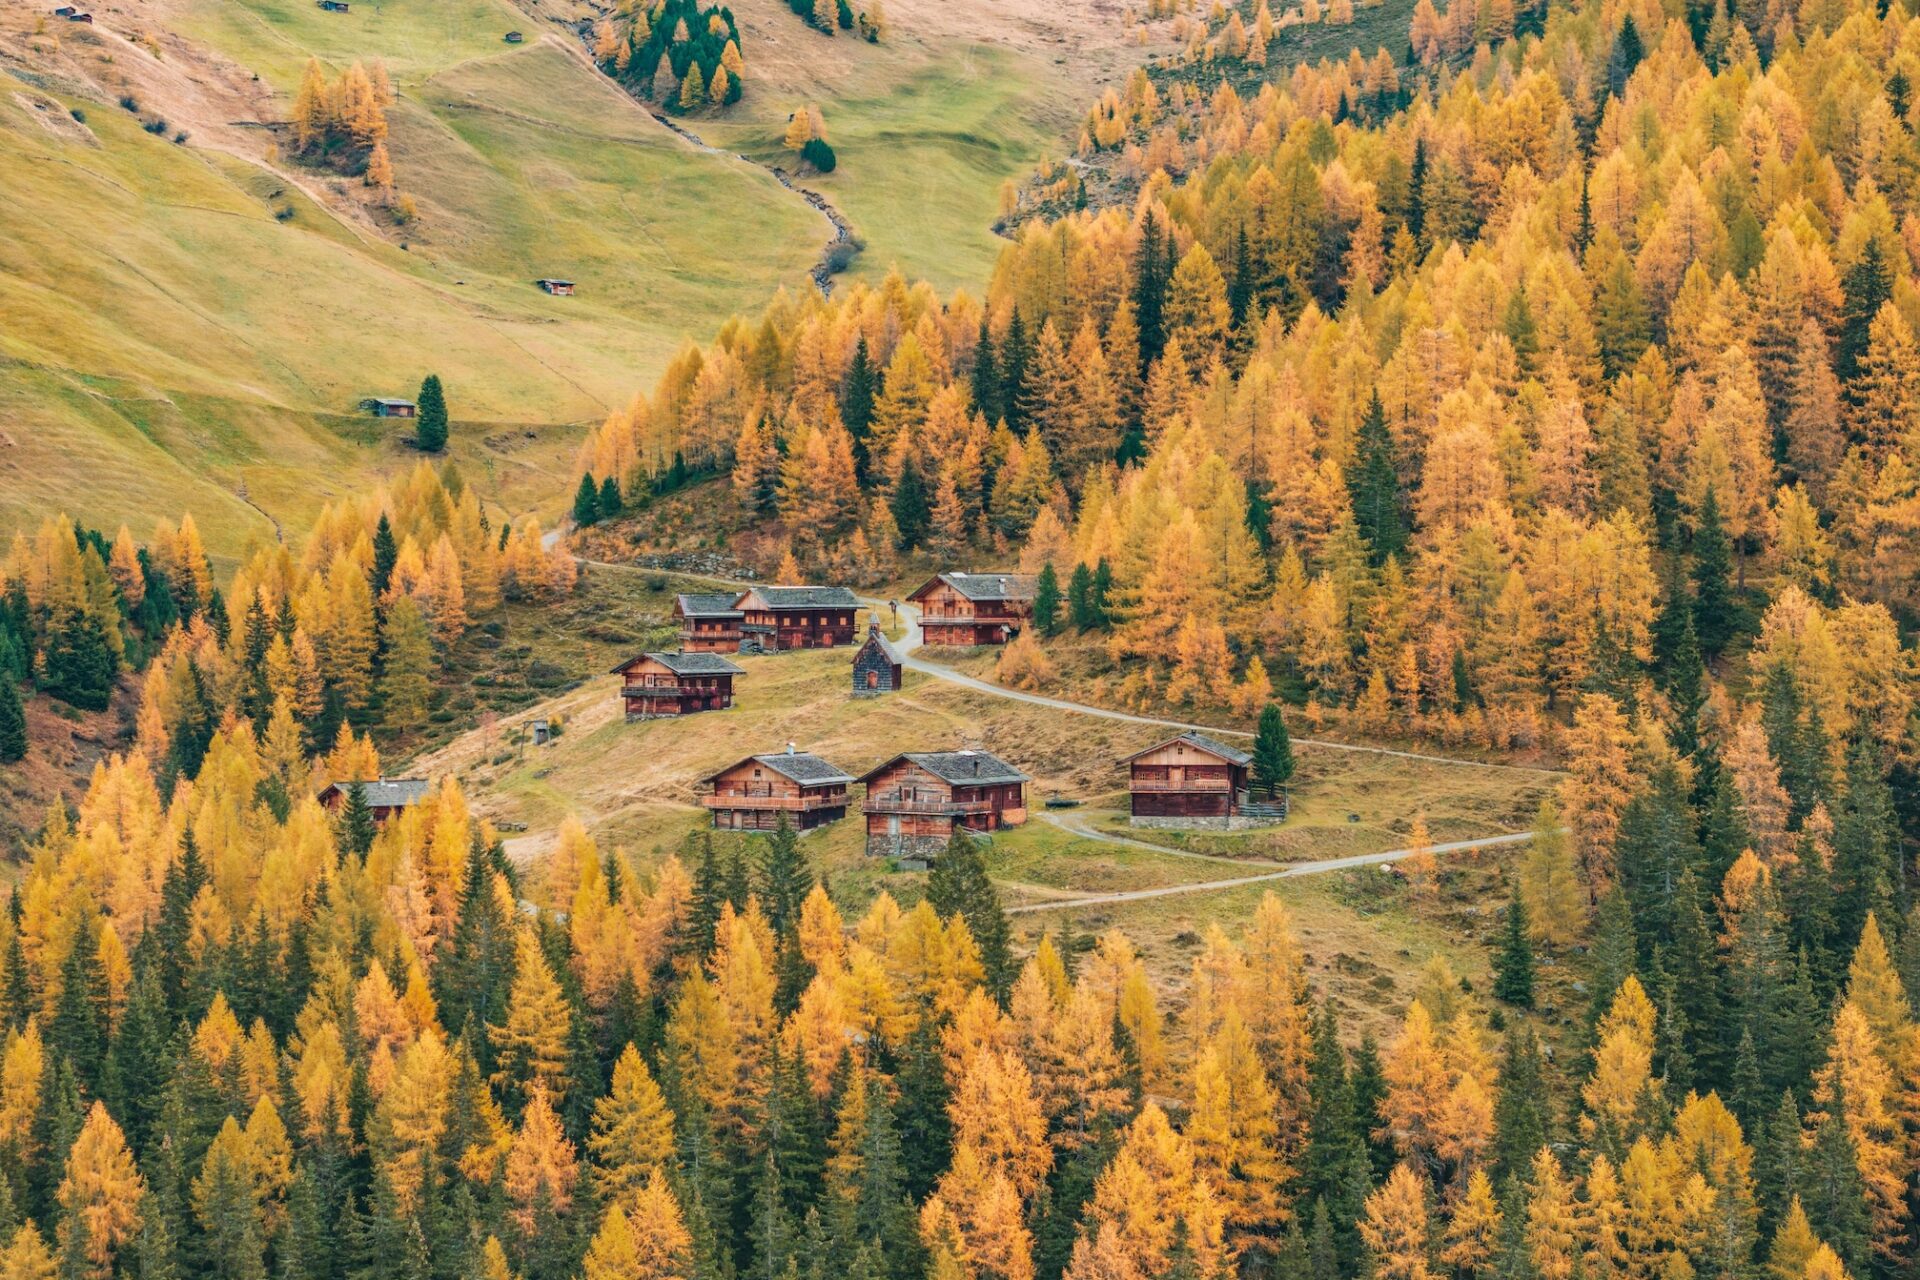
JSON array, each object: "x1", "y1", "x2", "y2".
[
  {"x1": 863, "y1": 792, "x2": 994, "y2": 817},
  {"x1": 1130, "y1": 776, "x2": 1234, "y2": 792},
  {"x1": 705, "y1": 788, "x2": 847, "y2": 811}
]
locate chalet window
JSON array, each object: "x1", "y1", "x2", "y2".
[{"x1": 866, "y1": 671, "x2": 879, "y2": 688}]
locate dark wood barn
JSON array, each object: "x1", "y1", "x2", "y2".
[
  {"x1": 318, "y1": 778, "x2": 429, "y2": 824},
  {"x1": 858, "y1": 750, "x2": 1028, "y2": 865},
  {"x1": 674, "y1": 592, "x2": 746, "y2": 652},
  {"x1": 736, "y1": 585, "x2": 858, "y2": 652},
  {"x1": 908, "y1": 572, "x2": 1036, "y2": 646},
  {"x1": 611, "y1": 651, "x2": 742, "y2": 720},
  {"x1": 702, "y1": 747, "x2": 854, "y2": 832}
]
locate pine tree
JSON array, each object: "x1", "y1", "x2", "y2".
[
  {"x1": 1032, "y1": 563, "x2": 1060, "y2": 638},
  {"x1": 925, "y1": 832, "x2": 1013, "y2": 999},
  {"x1": 1251, "y1": 703, "x2": 1294, "y2": 797},
  {"x1": 756, "y1": 816, "x2": 813, "y2": 940},
  {"x1": 416, "y1": 374, "x2": 448, "y2": 452},
  {"x1": 1492, "y1": 887, "x2": 1535, "y2": 1007},
  {"x1": 1837, "y1": 238, "x2": 1892, "y2": 387},
  {"x1": 0, "y1": 679, "x2": 24, "y2": 764},
  {"x1": 574, "y1": 475, "x2": 603, "y2": 528},
  {"x1": 1691, "y1": 487, "x2": 1738, "y2": 655},
  {"x1": 1348, "y1": 391, "x2": 1405, "y2": 565}
]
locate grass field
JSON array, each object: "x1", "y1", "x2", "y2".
[{"x1": 0, "y1": 0, "x2": 822, "y2": 557}]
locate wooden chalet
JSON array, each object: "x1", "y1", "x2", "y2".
[
  {"x1": 858, "y1": 750, "x2": 1028, "y2": 864},
  {"x1": 535, "y1": 278, "x2": 576, "y2": 295},
  {"x1": 736, "y1": 585, "x2": 859, "y2": 652},
  {"x1": 52, "y1": 6, "x2": 76, "y2": 16},
  {"x1": 367, "y1": 397, "x2": 416, "y2": 418},
  {"x1": 851, "y1": 622, "x2": 903, "y2": 696},
  {"x1": 611, "y1": 651, "x2": 742, "y2": 720},
  {"x1": 1124, "y1": 732, "x2": 1272, "y2": 828},
  {"x1": 504, "y1": 29, "x2": 524, "y2": 41},
  {"x1": 65, "y1": 9, "x2": 92, "y2": 19},
  {"x1": 674, "y1": 592, "x2": 745, "y2": 652},
  {"x1": 908, "y1": 572, "x2": 1037, "y2": 646},
  {"x1": 318, "y1": 778, "x2": 429, "y2": 824},
  {"x1": 702, "y1": 746, "x2": 854, "y2": 832}
]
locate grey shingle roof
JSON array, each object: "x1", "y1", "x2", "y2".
[
  {"x1": 325, "y1": 778, "x2": 431, "y2": 808},
  {"x1": 1123, "y1": 731, "x2": 1253, "y2": 767},
  {"x1": 856, "y1": 626, "x2": 904, "y2": 664},
  {"x1": 676, "y1": 592, "x2": 744, "y2": 618},
  {"x1": 913, "y1": 572, "x2": 1038, "y2": 603},
  {"x1": 651, "y1": 651, "x2": 745, "y2": 676},
  {"x1": 610, "y1": 651, "x2": 744, "y2": 676},
  {"x1": 744, "y1": 585, "x2": 859, "y2": 609},
  {"x1": 861, "y1": 750, "x2": 1029, "y2": 786},
  {"x1": 705, "y1": 750, "x2": 854, "y2": 787}
]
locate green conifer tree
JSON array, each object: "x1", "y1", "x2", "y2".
[
  {"x1": 415, "y1": 374, "x2": 449, "y2": 452},
  {"x1": 1252, "y1": 703, "x2": 1294, "y2": 797},
  {"x1": 1032, "y1": 563, "x2": 1060, "y2": 637},
  {"x1": 1492, "y1": 887, "x2": 1535, "y2": 1007}
]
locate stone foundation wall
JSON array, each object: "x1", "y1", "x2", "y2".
[{"x1": 1130, "y1": 814, "x2": 1278, "y2": 832}]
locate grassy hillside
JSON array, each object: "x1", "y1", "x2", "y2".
[
  {"x1": 685, "y1": 0, "x2": 1160, "y2": 293},
  {"x1": 0, "y1": 0, "x2": 824, "y2": 556}
]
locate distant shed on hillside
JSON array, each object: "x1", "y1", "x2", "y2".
[
  {"x1": 504, "y1": 29, "x2": 524, "y2": 42},
  {"x1": 535, "y1": 278, "x2": 575, "y2": 295},
  {"x1": 365, "y1": 397, "x2": 416, "y2": 418},
  {"x1": 317, "y1": 1, "x2": 350, "y2": 11},
  {"x1": 65, "y1": 10, "x2": 92, "y2": 20}
]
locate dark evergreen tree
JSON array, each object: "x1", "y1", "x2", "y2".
[
  {"x1": 1031, "y1": 563, "x2": 1061, "y2": 638},
  {"x1": 1405, "y1": 137, "x2": 1428, "y2": 243},
  {"x1": 572, "y1": 474, "x2": 602, "y2": 528},
  {"x1": 0, "y1": 677, "x2": 24, "y2": 764},
  {"x1": 893, "y1": 1022, "x2": 951, "y2": 1201},
  {"x1": 1132, "y1": 212, "x2": 1169, "y2": 368},
  {"x1": 41, "y1": 607, "x2": 116, "y2": 712},
  {"x1": 415, "y1": 374, "x2": 449, "y2": 452},
  {"x1": 1837, "y1": 236, "x2": 1892, "y2": 386},
  {"x1": 1832, "y1": 739, "x2": 1897, "y2": 945},
  {"x1": 599, "y1": 475, "x2": 623, "y2": 519},
  {"x1": 1089, "y1": 559, "x2": 1113, "y2": 629},
  {"x1": 1690, "y1": 486, "x2": 1737, "y2": 656},
  {"x1": 1490, "y1": 1028, "x2": 1550, "y2": 1185},
  {"x1": 436, "y1": 834, "x2": 518, "y2": 1067},
  {"x1": 843, "y1": 337, "x2": 878, "y2": 478},
  {"x1": 889, "y1": 460, "x2": 930, "y2": 550},
  {"x1": 1066, "y1": 563, "x2": 1094, "y2": 631},
  {"x1": 1251, "y1": 703, "x2": 1294, "y2": 797},
  {"x1": 1301, "y1": 1005, "x2": 1370, "y2": 1270},
  {"x1": 49, "y1": 921, "x2": 105, "y2": 1096},
  {"x1": 338, "y1": 780, "x2": 377, "y2": 858},
  {"x1": 1801, "y1": 1083, "x2": 1872, "y2": 1278},
  {"x1": 371, "y1": 513, "x2": 399, "y2": 602},
  {"x1": 969, "y1": 320, "x2": 1001, "y2": 427},
  {"x1": 1584, "y1": 887, "x2": 1638, "y2": 1039},
  {"x1": 1348, "y1": 391, "x2": 1406, "y2": 565},
  {"x1": 999, "y1": 309, "x2": 1033, "y2": 432},
  {"x1": 757, "y1": 816, "x2": 814, "y2": 940},
  {"x1": 1348, "y1": 1033, "x2": 1393, "y2": 1181},
  {"x1": 1607, "y1": 13, "x2": 1645, "y2": 97},
  {"x1": 1492, "y1": 888, "x2": 1535, "y2": 1007},
  {"x1": 925, "y1": 831, "x2": 1013, "y2": 999}
]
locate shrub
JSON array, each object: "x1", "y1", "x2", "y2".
[
  {"x1": 118, "y1": 94, "x2": 137, "y2": 111},
  {"x1": 995, "y1": 632, "x2": 1056, "y2": 691},
  {"x1": 800, "y1": 136, "x2": 836, "y2": 172},
  {"x1": 69, "y1": 108, "x2": 86, "y2": 123}
]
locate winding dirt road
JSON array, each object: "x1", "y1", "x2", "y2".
[{"x1": 1011, "y1": 817, "x2": 1534, "y2": 914}]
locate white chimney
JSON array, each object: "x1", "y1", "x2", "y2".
[{"x1": 786, "y1": 741, "x2": 796, "y2": 754}]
